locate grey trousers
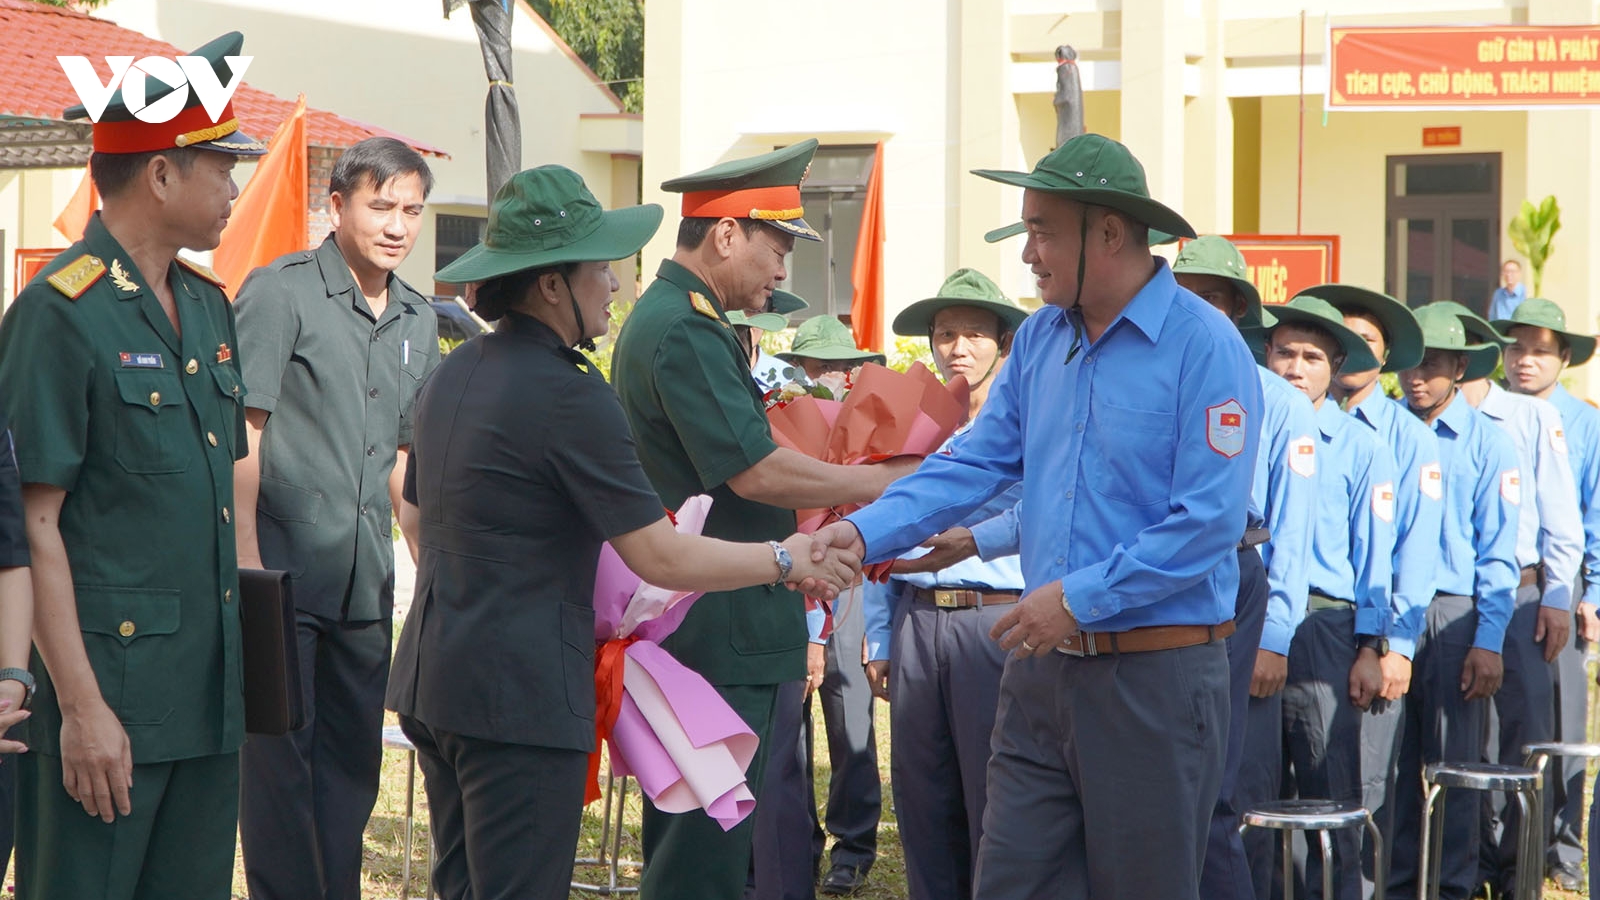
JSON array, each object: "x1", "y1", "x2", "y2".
[
  {"x1": 1281, "y1": 606, "x2": 1403, "y2": 900},
  {"x1": 972, "y1": 639, "x2": 1229, "y2": 900},
  {"x1": 1548, "y1": 611, "x2": 1587, "y2": 869},
  {"x1": 887, "y1": 589, "x2": 1011, "y2": 900},
  {"x1": 750, "y1": 679, "x2": 818, "y2": 900},
  {"x1": 812, "y1": 588, "x2": 881, "y2": 875},
  {"x1": 1388, "y1": 594, "x2": 1486, "y2": 900},
  {"x1": 1480, "y1": 583, "x2": 1552, "y2": 892}
]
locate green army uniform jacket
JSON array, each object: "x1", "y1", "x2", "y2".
[
  {"x1": 233, "y1": 236, "x2": 438, "y2": 622},
  {"x1": 610, "y1": 259, "x2": 805, "y2": 686},
  {"x1": 0, "y1": 214, "x2": 248, "y2": 763}
]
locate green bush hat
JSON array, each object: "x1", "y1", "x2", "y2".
[
  {"x1": 777, "y1": 316, "x2": 886, "y2": 366},
  {"x1": 661, "y1": 140, "x2": 822, "y2": 241},
  {"x1": 976, "y1": 134, "x2": 1195, "y2": 244},
  {"x1": 891, "y1": 268, "x2": 1028, "y2": 337},
  {"x1": 1171, "y1": 236, "x2": 1264, "y2": 327},
  {"x1": 1429, "y1": 300, "x2": 1509, "y2": 347},
  {"x1": 1492, "y1": 298, "x2": 1596, "y2": 366},
  {"x1": 64, "y1": 31, "x2": 266, "y2": 156},
  {"x1": 1296, "y1": 284, "x2": 1424, "y2": 373},
  {"x1": 728, "y1": 289, "x2": 808, "y2": 331},
  {"x1": 1251, "y1": 296, "x2": 1382, "y2": 374},
  {"x1": 1413, "y1": 303, "x2": 1503, "y2": 381},
  {"x1": 435, "y1": 165, "x2": 662, "y2": 284}
]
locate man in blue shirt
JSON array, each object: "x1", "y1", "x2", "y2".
[
  {"x1": 1488, "y1": 259, "x2": 1527, "y2": 321},
  {"x1": 858, "y1": 268, "x2": 1028, "y2": 900},
  {"x1": 1493, "y1": 297, "x2": 1597, "y2": 892},
  {"x1": 1254, "y1": 295, "x2": 1397, "y2": 900},
  {"x1": 1386, "y1": 303, "x2": 1521, "y2": 900},
  {"x1": 809, "y1": 134, "x2": 1260, "y2": 900},
  {"x1": 1173, "y1": 236, "x2": 1316, "y2": 900}
]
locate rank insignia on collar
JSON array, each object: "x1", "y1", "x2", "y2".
[
  {"x1": 45, "y1": 254, "x2": 106, "y2": 300},
  {"x1": 108, "y1": 259, "x2": 139, "y2": 293},
  {"x1": 688, "y1": 292, "x2": 726, "y2": 325},
  {"x1": 216, "y1": 343, "x2": 233, "y2": 363}
]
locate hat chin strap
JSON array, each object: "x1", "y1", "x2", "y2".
[{"x1": 562, "y1": 271, "x2": 597, "y2": 353}]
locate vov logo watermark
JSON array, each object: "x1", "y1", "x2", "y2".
[{"x1": 57, "y1": 54, "x2": 252, "y2": 123}]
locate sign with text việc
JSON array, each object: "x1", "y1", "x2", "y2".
[
  {"x1": 1328, "y1": 25, "x2": 1600, "y2": 110},
  {"x1": 1226, "y1": 236, "x2": 1340, "y2": 307}
]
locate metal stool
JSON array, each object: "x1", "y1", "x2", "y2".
[
  {"x1": 381, "y1": 724, "x2": 434, "y2": 900},
  {"x1": 1238, "y1": 799, "x2": 1385, "y2": 900},
  {"x1": 1420, "y1": 762, "x2": 1541, "y2": 900},
  {"x1": 1521, "y1": 741, "x2": 1600, "y2": 886},
  {"x1": 571, "y1": 772, "x2": 642, "y2": 895}
]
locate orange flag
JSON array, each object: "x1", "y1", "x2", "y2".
[
  {"x1": 849, "y1": 142, "x2": 886, "y2": 352},
  {"x1": 214, "y1": 94, "x2": 309, "y2": 297},
  {"x1": 53, "y1": 165, "x2": 99, "y2": 243}
]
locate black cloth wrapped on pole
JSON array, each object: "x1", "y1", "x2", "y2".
[{"x1": 447, "y1": 0, "x2": 522, "y2": 201}]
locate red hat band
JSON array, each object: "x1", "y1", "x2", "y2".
[{"x1": 92, "y1": 101, "x2": 240, "y2": 154}]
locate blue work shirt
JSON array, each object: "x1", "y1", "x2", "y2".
[
  {"x1": 1348, "y1": 391, "x2": 1443, "y2": 659},
  {"x1": 1489, "y1": 284, "x2": 1527, "y2": 322},
  {"x1": 1421, "y1": 390, "x2": 1520, "y2": 652},
  {"x1": 1305, "y1": 399, "x2": 1396, "y2": 639},
  {"x1": 750, "y1": 349, "x2": 801, "y2": 393},
  {"x1": 1474, "y1": 382, "x2": 1582, "y2": 610},
  {"x1": 848, "y1": 260, "x2": 1262, "y2": 632},
  {"x1": 1254, "y1": 366, "x2": 1318, "y2": 656},
  {"x1": 1548, "y1": 385, "x2": 1600, "y2": 606}
]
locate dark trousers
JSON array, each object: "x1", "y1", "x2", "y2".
[
  {"x1": 973, "y1": 640, "x2": 1229, "y2": 899},
  {"x1": 1239, "y1": 679, "x2": 1286, "y2": 899},
  {"x1": 1551, "y1": 619, "x2": 1588, "y2": 870},
  {"x1": 644, "y1": 683, "x2": 781, "y2": 900},
  {"x1": 811, "y1": 588, "x2": 880, "y2": 876},
  {"x1": 239, "y1": 611, "x2": 392, "y2": 900},
  {"x1": 888, "y1": 589, "x2": 1012, "y2": 900},
  {"x1": 751, "y1": 679, "x2": 819, "y2": 900},
  {"x1": 1281, "y1": 606, "x2": 1403, "y2": 900},
  {"x1": 0, "y1": 725, "x2": 17, "y2": 885},
  {"x1": 1201, "y1": 546, "x2": 1268, "y2": 900},
  {"x1": 15, "y1": 751, "x2": 238, "y2": 900},
  {"x1": 1480, "y1": 584, "x2": 1552, "y2": 892},
  {"x1": 1389, "y1": 594, "x2": 1486, "y2": 900},
  {"x1": 399, "y1": 715, "x2": 588, "y2": 900}
]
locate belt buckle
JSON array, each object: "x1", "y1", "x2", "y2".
[
  {"x1": 933, "y1": 590, "x2": 959, "y2": 609},
  {"x1": 1055, "y1": 632, "x2": 1098, "y2": 657}
]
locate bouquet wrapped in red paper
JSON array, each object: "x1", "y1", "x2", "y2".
[{"x1": 587, "y1": 495, "x2": 759, "y2": 831}]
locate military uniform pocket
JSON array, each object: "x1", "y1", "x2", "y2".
[
  {"x1": 76, "y1": 586, "x2": 181, "y2": 726},
  {"x1": 112, "y1": 372, "x2": 189, "y2": 474},
  {"x1": 209, "y1": 364, "x2": 245, "y2": 456},
  {"x1": 559, "y1": 601, "x2": 597, "y2": 720}
]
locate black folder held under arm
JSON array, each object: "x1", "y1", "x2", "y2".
[{"x1": 239, "y1": 568, "x2": 305, "y2": 735}]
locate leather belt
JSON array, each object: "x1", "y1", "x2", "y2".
[
  {"x1": 1054, "y1": 620, "x2": 1236, "y2": 657},
  {"x1": 913, "y1": 587, "x2": 1021, "y2": 609},
  {"x1": 1238, "y1": 528, "x2": 1270, "y2": 550},
  {"x1": 1519, "y1": 565, "x2": 1543, "y2": 589}
]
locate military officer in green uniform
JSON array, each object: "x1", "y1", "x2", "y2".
[
  {"x1": 610, "y1": 140, "x2": 914, "y2": 900},
  {"x1": 0, "y1": 32, "x2": 262, "y2": 900}
]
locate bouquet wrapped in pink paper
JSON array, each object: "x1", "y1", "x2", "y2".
[{"x1": 587, "y1": 495, "x2": 759, "y2": 831}]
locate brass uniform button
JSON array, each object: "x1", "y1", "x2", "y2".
[
  {"x1": 223, "y1": 589, "x2": 232, "y2": 604},
  {"x1": 149, "y1": 392, "x2": 161, "y2": 406},
  {"x1": 185, "y1": 359, "x2": 199, "y2": 375},
  {"x1": 221, "y1": 507, "x2": 231, "y2": 524},
  {"x1": 207, "y1": 432, "x2": 218, "y2": 447},
  {"x1": 118, "y1": 621, "x2": 135, "y2": 637}
]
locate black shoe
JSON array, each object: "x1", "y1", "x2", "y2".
[
  {"x1": 819, "y1": 864, "x2": 867, "y2": 896},
  {"x1": 1549, "y1": 861, "x2": 1585, "y2": 891}
]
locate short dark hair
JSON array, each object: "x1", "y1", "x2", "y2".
[
  {"x1": 473, "y1": 262, "x2": 578, "y2": 322},
  {"x1": 90, "y1": 148, "x2": 197, "y2": 198},
  {"x1": 676, "y1": 216, "x2": 766, "y2": 251},
  {"x1": 330, "y1": 137, "x2": 434, "y2": 199}
]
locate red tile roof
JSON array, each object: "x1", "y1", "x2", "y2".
[{"x1": 0, "y1": 0, "x2": 447, "y2": 156}]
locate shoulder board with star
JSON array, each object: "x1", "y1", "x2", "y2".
[
  {"x1": 688, "y1": 291, "x2": 727, "y2": 327},
  {"x1": 175, "y1": 256, "x2": 227, "y2": 291},
  {"x1": 45, "y1": 254, "x2": 107, "y2": 300}
]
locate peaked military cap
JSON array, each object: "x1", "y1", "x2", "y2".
[
  {"x1": 662, "y1": 140, "x2": 821, "y2": 241},
  {"x1": 1492, "y1": 297, "x2": 1596, "y2": 366},
  {"x1": 1414, "y1": 302, "x2": 1502, "y2": 382},
  {"x1": 892, "y1": 268, "x2": 1028, "y2": 336},
  {"x1": 435, "y1": 164, "x2": 662, "y2": 284},
  {"x1": 976, "y1": 134, "x2": 1195, "y2": 244},
  {"x1": 1250, "y1": 295, "x2": 1381, "y2": 375},
  {"x1": 1297, "y1": 284, "x2": 1423, "y2": 373},
  {"x1": 1172, "y1": 236, "x2": 1264, "y2": 327},
  {"x1": 778, "y1": 315, "x2": 885, "y2": 365},
  {"x1": 64, "y1": 31, "x2": 265, "y2": 156},
  {"x1": 728, "y1": 289, "x2": 808, "y2": 331}
]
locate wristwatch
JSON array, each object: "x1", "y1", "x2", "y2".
[
  {"x1": 0, "y1": 667, "x2": 35, "y2": 711},
  {"x1": 768, "y1": 541, "x2": 794, "y2": 586},
  {"x1": 1358, "y1": 635, "x2": 1390, "y2": 657}
]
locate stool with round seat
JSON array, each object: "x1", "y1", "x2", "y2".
[
  {"x1": 1520, "y1": 741, "x2": 1600, "y2": 886},
  {"x1": 1238, "y1": 799, "x2": 1385, "y2": 900},
  {"x1": 1419, "y1": 762, "x2": 1541, "y2": 900}
]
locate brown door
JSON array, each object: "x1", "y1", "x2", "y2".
[{"x1": 1385, "y1": 153, "x2": 1500, "y2": 315}]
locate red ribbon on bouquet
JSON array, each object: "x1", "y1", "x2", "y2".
[{"x1": 586, "y1": 635, "x2": 639, "y2": 805}]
